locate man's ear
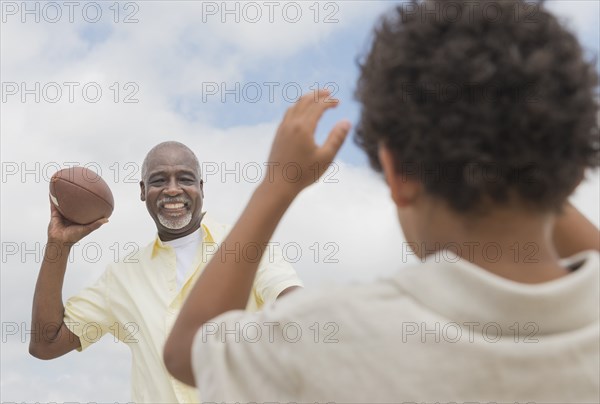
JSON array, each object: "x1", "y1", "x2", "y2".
[
  {"x1": 200, "y1": 179, "x2": 204, "y2": 198},
  {"x1": 378, "y1": 144, "x2": 420, "y2": 208},
  {"x1": 140, "y1": 180, "x2": 146, "y2": 202}
]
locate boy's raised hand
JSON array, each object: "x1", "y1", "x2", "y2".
[{"x1": 263, "y1": 89, "x2": 351, "y2": 198}]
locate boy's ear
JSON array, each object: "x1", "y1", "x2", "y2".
[
  {"x1": 378, "y1": 144, "x2": 421, "y2": 208},
  {"x1": 140, "y1": 181, "x2": 146, "y2": 202}
]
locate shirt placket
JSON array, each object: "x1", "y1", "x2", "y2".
[
  {"x1": 163, "y1": 226, "x2": 215, "y2": 402},
  {"x1": 158, "y1": 246, "x2": 187, "y2": 401}
]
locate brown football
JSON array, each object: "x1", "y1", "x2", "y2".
[{"x1": 49, "y1": 167, "x2": 114, "y2": 225}]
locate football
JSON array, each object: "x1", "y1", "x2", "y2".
[{"x1": 49, "y1": 166, "x2": 114, "y2": 225}]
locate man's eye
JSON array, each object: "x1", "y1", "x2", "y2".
[
  {"x1": 180, "y1": 178, "x2": 194, "y2": 183},
  {"x1": 150, "y1": 179, "x2": 165, "y2": 185}
]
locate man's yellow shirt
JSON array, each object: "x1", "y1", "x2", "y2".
[{"x1": 64, "y1": 215, "x2": 303, "y2": 403}]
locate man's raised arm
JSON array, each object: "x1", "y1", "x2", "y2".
[{"x1": 29, "y1": 202, "x2": 107, "y2": 359}]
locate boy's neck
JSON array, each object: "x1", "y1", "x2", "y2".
[{"x1": 417, "y1": 203, "x2": 569, "y2": 284}]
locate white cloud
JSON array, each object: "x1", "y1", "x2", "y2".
[
  {"x1": 1, "y1": 0, "x2": 598, "y2": 401},
  {"x1": 546, "y1": 0, "x2": 600, "y2": 33},
  {"x1": 1, "y1": 2, "x2": 396, "y2": 400}
]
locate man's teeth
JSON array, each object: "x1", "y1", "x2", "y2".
[{"x1": 164, "y1": 203, "x2": 185, "y2": 209}]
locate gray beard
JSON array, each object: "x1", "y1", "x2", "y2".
[{"x1": 157, "y1": 211, "x2": 193, "y2": 229}]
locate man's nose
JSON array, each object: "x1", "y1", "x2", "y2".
[{"x1": 164, "y1": 178, "x2": 182, "y2": 196}]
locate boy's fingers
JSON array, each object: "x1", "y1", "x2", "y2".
[
  {"x1": 320, "y1": 120, "x2": 351, "y2": 162},
  {"x1": 295, "y1": 89, "x2": 332, "y2": 114},
  {"x1": 298, "y1": 92, "x2": 340, "y2": 139}
]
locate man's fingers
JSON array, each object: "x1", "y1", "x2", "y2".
[
  {"x1": 85, "y1": 218, "x2": 109, "y2": 233},
  {"x1": 49, "y1": 198, "x2": 58, "y2": 214},
  {"x1": 319, "y1": 120, "x2": 351, "y2": 163}
]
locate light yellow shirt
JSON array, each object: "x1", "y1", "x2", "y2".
[{"x1": 63, "y1": 215, "x2": 303, "y2": 403}]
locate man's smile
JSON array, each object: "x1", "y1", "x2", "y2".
[{"x1": 157, "y1": 198, "x2": 192, "y2": 222}]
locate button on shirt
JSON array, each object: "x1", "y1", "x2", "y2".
[{"x1": 63, "y1": 215, "x2": 303, "y2": 403}]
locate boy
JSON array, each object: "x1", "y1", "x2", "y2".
[{"x1": 165, "y1": 1, "x2": 600, "y2": 402}]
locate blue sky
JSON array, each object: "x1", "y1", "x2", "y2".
[{"x1": 69, "y1": 0, "x2": 600, "y2": 168}]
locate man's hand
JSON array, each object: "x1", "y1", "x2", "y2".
[
  {"x1": 48, "y1": 200, "x2": 108, "y2": 245},
  {"x1": 263, "y1": 89, "x2": 351, "y2": 199}
]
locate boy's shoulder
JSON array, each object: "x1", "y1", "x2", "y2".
[
  {"x1": 262, "y1": 267, "x2": 421, "y2": 322},
  {"x1": 259, "y1": 249, "x2": 600, "y2": 325}
]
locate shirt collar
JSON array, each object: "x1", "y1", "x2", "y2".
[
  {"x1": 150, "y1": 220, "x2": 215, "y2": 258},
  {"x1": 391, "y1": 250, "x2": 600, "y2": 335}
]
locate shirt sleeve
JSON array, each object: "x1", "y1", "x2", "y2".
[
  {"x1": 63, "y1": 267, "x2": 116, "y2": 351},
  {"x1": 191, "y1": 308, "x2": 299, "y2": 403},
  {"x1": 251, "y1": 243, "x2": 304, "y2": 307},
  {"x1": 192, "y1": 288, "x2": 346, "y2": 403}
]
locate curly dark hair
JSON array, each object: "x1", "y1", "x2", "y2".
[{"x1": 355, "y1": 0, "x2": 599, "y2": 213}]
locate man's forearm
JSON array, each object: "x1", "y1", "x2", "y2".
[
  {"x1": 30, "y1": 203, "x2": 106, "y2": 358},
  {"x1": 30, "y1": 241, "x2": 74, "y2": 356},
  {"x1": 553, "y1": 202, "x2": 600, "y2": 257}
]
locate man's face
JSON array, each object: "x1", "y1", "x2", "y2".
[{"x1": 139, "y1": 146, "x2": 204, "y2": 241}]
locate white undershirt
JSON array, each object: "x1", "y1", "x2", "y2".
[{"x1": 163, "y1": 229, "x2": 203, "y2": 289}]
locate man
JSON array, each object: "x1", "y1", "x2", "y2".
[
  {"x1": 29, "y1": 141, "x2": 303, "y2": 402},
  {"x1": 165, "y1": 0, "x2": 600, "y2": 402}
]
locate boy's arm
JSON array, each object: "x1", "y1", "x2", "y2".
[
  {"x1": 553, "y1": 202, "x2": 600, "y2": 257},
  {"x1": 164, "y1": 89, "x2": 350, "y2": 386}
]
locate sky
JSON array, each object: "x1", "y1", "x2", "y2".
[{"x1": 1, "y1": 0, "x2": 599, "y2": 401}]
